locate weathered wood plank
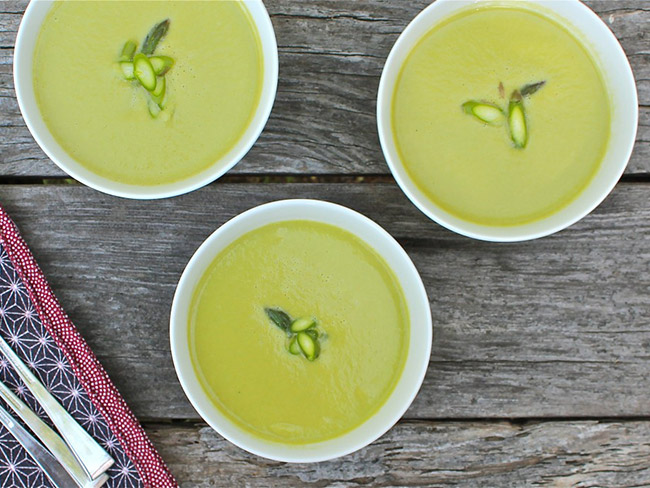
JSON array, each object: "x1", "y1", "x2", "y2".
[
  {"x1": 0, "y1": 181, "x2": 647, "y2": 420},
  {"x1": 0, "y1": 0, "x2": 648, "y2": 176},
  {"x1": 145, "y1": 420, "x2": 650, "y2": 487}
]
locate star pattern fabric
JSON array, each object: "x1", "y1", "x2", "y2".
[
  {"x1": 0, "y1": 206, "x2": 177, "y2": 488},
  {"x1": 0, "y1": 246, "x2": 143, "y2": 487}
]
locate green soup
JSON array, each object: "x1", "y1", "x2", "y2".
[
  {"x1": 392, "y1": 4, "x2": 611, "y2": 226},
  {"x1": 189, "y1": 221, "x2": 410, "y2": 444},
  {"x1": 33, "y1": 1, "x2": 262, "y2": 186}
]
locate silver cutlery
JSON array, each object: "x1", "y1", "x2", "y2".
[
  {"x1": 0, "y1": 403, "x2": 79, "y2": 487},
  {"x1": 0, "y1": 335, "x2": 114, "y2": 479},
  {"x1": 0, "y1": 379, "x2": 109, "y2": 487}
]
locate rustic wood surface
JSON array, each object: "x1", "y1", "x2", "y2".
[
  {"x1": 148, "y1": 420, "x2": 650, "y2": 487},
  {"x1": 0, "y1": 0, "x2": 649, "y2": 176},
  {"x1": 0, "y1": 0, "x2": 649, "y2": 486},
  {"x1": 0, "y1": 182, "x2": 649, "y2": 487}
]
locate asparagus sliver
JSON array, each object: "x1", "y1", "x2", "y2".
[
  {"x1": 462, "y1": 101, "x2": 505, "y2": 126},
  {"x1": 133, "y1": 54, "x2": 157, "y2": 92},
  {"x1": 288, "y1": 337, "x2": 302, "y2": 355},
  {"x1": 520, "y1": 80, "x2": 546, "y2": 97},
  {"x1": 119, "y1": 40, "x2": 137, "y2": 62},
  {"x1": 148, "y1": 98, "x2": 162, "y2": 118},
  {"x1": 152, "y1": 77, "x2": 166, "y2": 107},
  {"x1": 508, "y1": 91, "x2": 528, "y2": 149},
  {"x1": 141, "y1": 19, "x2": 170, "y2": 55},
  {"x1": 290, "y1": 317, "x2": 316, "y2": 333},
  {"x1": 297, "y1": 331, "x2": 320, "y2": 361},
  {"x1": 265, "y1": 308, "x2": 291, "y2": 332},
  {"x1": 119, "y1": 62, "x2": 135, "y2": 80},
  {"x1": 150, "y1": 56, "x2": 174, "y2": 76}
]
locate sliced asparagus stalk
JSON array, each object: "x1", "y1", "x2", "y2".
[
  {"x1": 152, "y1": 76, "x2": 166, "y2": 104},
  {"x1": 462, "y1": 101, "x2": 505, "y2": 126},
  {"x1": 150, "y1": 56, "x2": 175, "y2": 76},
  {"x1": 297, "y1": 331, "x2": 320, "y2": 361},
  {"x1": 265, "y1": 308, "x2": 291, "y2": 333},
  {"x1": 508, "y1": 91, "x2": 528, "y2": 149},
  {"x1": 147, "y1": 98, "x2": 161, "y2": 118},
  {"x1": 133, "y1": 54, "x2": 157, "y2": 92},
  {"x1": 119, "y1": 62, "x2": 135, "y2": 80},
  {"x1": 119, "y1": 40, "x2": 137, "y2": 62},
  {"x1": 290, "y1": 317, "x2": 316, "y2": 333},
  {"x1": 288, "y1": 336, "x2": 301, "y2": 355},
  {"x1": 141, "y1": 19, "x2": 170, "y2": 55},
  {"x1": 520, "y1": 80, "x2": 546, "y2": 97}
]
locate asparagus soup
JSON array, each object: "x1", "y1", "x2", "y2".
[
  {"x1": 188, "y1": 220, "x2": 410, "y2": 444},
  {"x1": 33, "y1": 1, "x2": 263, "y2": 186},
  {"x1": 392, "y1": 3, "x2": 611, "y2": 226}
]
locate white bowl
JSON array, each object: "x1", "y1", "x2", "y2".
[
  {"x1": 377, "y1": 0, "x2": 638, "y2": 242},
  {"x1": 14, "y1": 0, "x2": 278, "y2": 199},
  {"x1": 170, "y1": 199, "x2": 432, "y2": 462}
]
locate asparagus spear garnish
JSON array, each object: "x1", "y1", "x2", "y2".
[
  {"x1": 264, "y1": 307, "x2": 325, "y2": 361},
  {"x1": 508, "y1": 90, "x2": 528, "y2": 149},
  {"x1": 461, "y1": 80, "x2": 545, "y2": 149},
  {"x1": 118, "y1": 21, "x2": 176, "y2": 117},
  {"x1": 462, "y1": 101, "x2": 505, "y2": 126},
  {"x1": 265, "y1": 308, "x2": 292, "y2": 333},
  {"x1": 141, "y1": 19, "x2": 170, "y2": 55},
  {"x1": 520, "y1": 80, "x2": 546, "y2": 97}
]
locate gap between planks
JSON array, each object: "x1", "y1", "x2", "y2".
[{"x1": 0, "y1": 173, "x2": 648, "y2": 186}]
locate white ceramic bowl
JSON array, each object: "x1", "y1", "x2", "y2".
[
  {"x1": 170, "y1": 199, "x2": 432, "y2": 462},
  {"x1": 14, "y1": 0, "x2": 278, "y2": 199},
  {"x1": 377, "y1": 0, "x2": 638, "y2": 242}
]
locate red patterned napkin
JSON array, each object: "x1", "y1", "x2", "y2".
[{"x1": 0, "y1": 205, "x2": 177, "y2": 487}]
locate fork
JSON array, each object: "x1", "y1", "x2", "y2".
[
  {"x1": 0, "y1": 335, "x2": 114, "y2": 479},
  {"x1": 0, "y1": 379, "x2": 109, "y2": 487}
]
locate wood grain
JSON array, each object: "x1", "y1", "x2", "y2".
[
  {"x1": 0, "y1": 0, "x2": 648, "y2": 177},
  {"x1": 144, "y1": 420, "x2": 650, "y2": 487},
  {"x1": 0, "y1": 182, "x2": 647, "y2": 421}
]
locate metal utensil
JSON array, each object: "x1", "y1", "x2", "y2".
[
  {"x1": 0, "y1": 335, "x2": 114, "y2": 479},
  {"x1": 0, "y1": 380, "x2": 109, "y2": 487},
  {"x1": 0, "y1": 403, "x2": 79, "y2": 487}
]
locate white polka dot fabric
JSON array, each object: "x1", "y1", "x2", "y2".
[{"x1": 0, "y1": 208, "x2": 177, "y2": 487}]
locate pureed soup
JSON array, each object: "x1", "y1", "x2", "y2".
[
  {"x1": 189, "y1": 220, "x2": 410, "y2": 444},
  {"x1": 392, "y1": 3, "x2": 611, "y2": 226},
  {"x1": 33, "y1": 1, "x2": 262, "y2": 186}
]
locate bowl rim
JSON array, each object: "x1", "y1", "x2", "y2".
[
  {"x1": 13, "y1": 0, "x2": 278, "y2": 200},
  {"x1": 376, "y1": 0, "x2": 639, "y2": 242},
  {"x1": 169, "y1": 199, "x2": 433, "y2": 462}
]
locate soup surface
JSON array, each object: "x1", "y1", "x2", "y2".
[
  {"x1": 392, "y1": 3, "x2": 611, "y2": 226},
  {"x1": 33, "y1": 1, "x2": 262, "y2": 186},
  {"x1": 189, "y1": 220, "x2": 410, "y2": 444}
]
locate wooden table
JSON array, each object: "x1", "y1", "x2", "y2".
[{"x1": 1, "y1": 1, "x2": 649, "y2": 485}]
